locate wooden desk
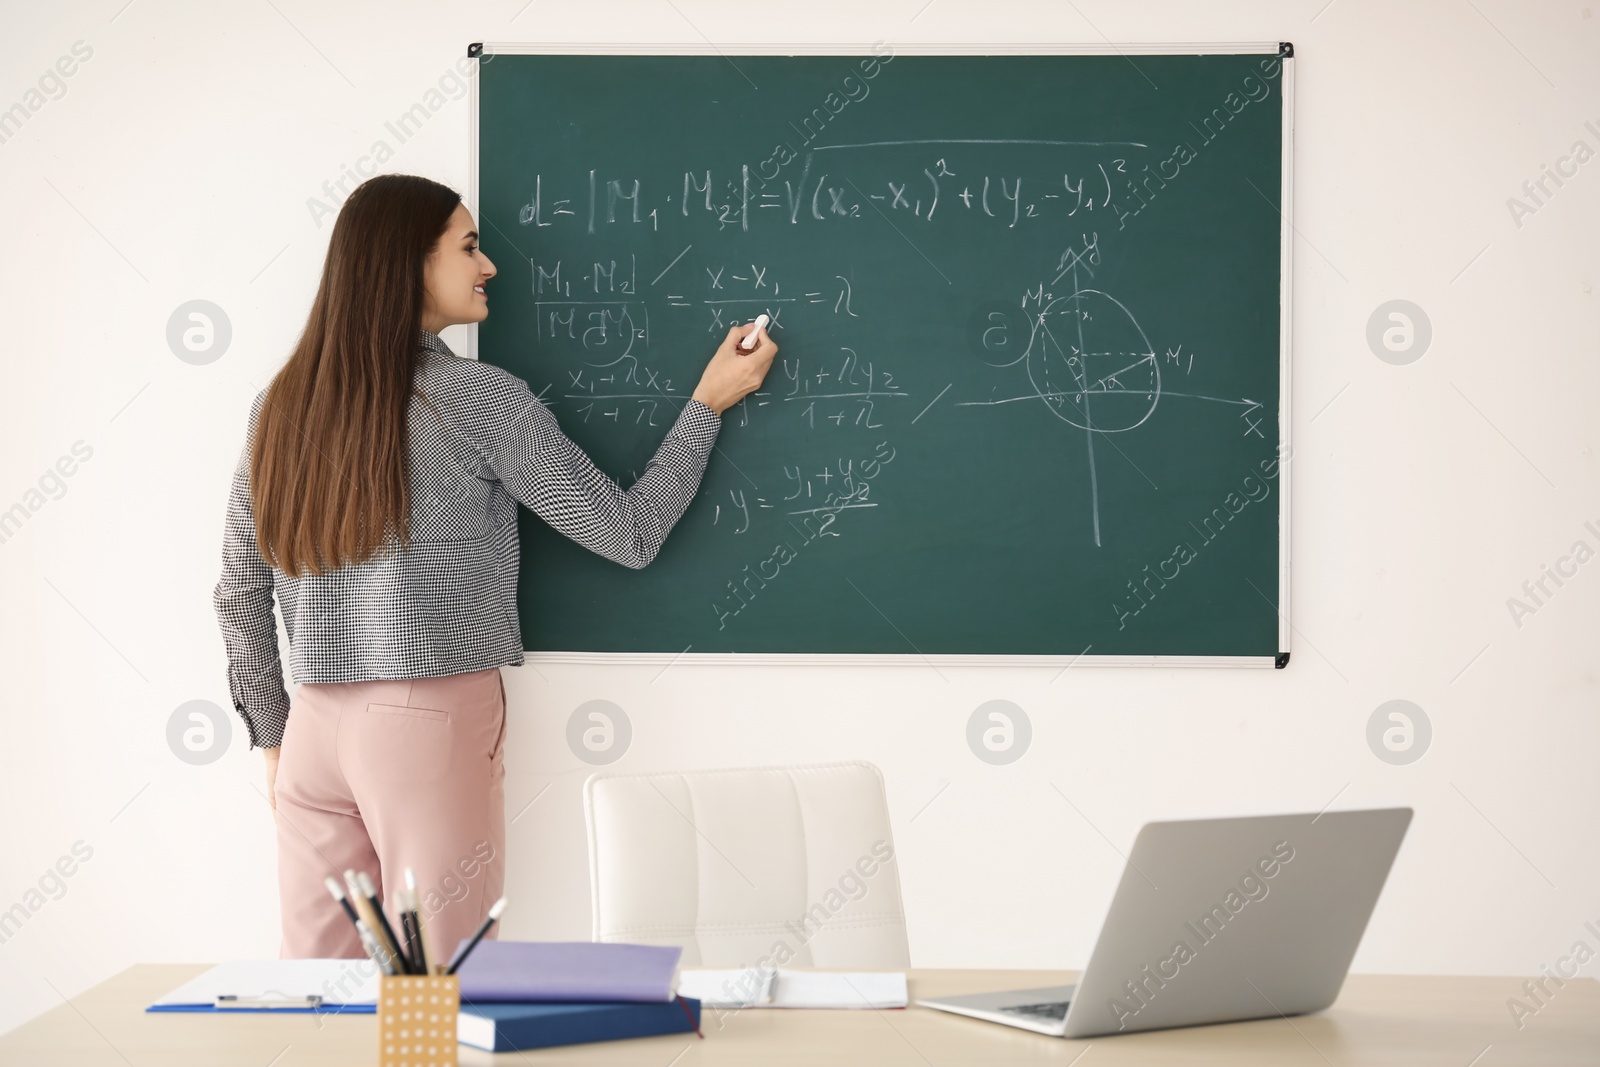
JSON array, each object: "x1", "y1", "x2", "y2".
[{"x1": 2, "y1": 965, "x2": 1595, "y2": 1065}]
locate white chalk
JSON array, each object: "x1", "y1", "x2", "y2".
[{"x1": 739, "y1": 314, "x2": 770, "y2": 351}]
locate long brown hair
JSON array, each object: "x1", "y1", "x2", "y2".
[{"x1": 251, "y1": 174, "x2": 461, "y2": 577}]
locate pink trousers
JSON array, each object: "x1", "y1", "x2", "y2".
[{"x1": 273, "y1": 666, "x2": 506, "y2": 966}]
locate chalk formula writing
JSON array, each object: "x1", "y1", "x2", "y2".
[
  {"x1": 516, "y1": 148, "x2": 1141, "y2": 236},
  {"x1": 710, "y1": 441, "x2": 897, "y2": 630}
]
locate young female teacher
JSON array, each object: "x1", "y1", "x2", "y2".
[{"x1": 213, "y1": 173, "x2": 777, "y2": 958}]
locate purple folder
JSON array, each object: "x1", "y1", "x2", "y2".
[{"x1": 454, "y1": 941, "x2": 684, "y2": 1003}]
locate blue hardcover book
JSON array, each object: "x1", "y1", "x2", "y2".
[{"x1": 457, "y1": 997, "x2": 702, "y2": 1052}]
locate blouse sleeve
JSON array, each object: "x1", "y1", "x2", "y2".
[
  {"x1": 461, "y1": 364, "x2": 723, "y2": 569},
  {"x1": 212, "y1": 391, "x2": 291, "y2": 750}
]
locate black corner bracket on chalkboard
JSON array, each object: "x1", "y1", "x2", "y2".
[
  {"x1": 468, "y1": 42, "x2": 484, "y2": 58},
  {"x1": 1278, "y1": 42, "x2": 1294, "y2": 58},
  {"x1": 1275, "y1": 652, "x2": 1291, "y2": 669}
]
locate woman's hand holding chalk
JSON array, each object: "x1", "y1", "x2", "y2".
[
  {"x1": 739, "y1": 314, "x2": 770, "y2": 353},
  {"x1": 692, "y1": 322, "x2": 780, "y2": 415}
]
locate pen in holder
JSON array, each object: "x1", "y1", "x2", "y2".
[{"x1": 377, "y1": 973, "x2": 458, "y2": 1067}]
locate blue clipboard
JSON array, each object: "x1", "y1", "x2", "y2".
[{"x1": 147, "y1": 960, "x2": 380, "y2": 1014}]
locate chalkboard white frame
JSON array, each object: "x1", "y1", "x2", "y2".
[{"x1": 466, "y1": 41, "x2": 1293, "y2": 669}]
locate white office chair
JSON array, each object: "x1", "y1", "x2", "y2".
[{"x1": 583, "y1": 762, "x2": 911, "y2": 968}]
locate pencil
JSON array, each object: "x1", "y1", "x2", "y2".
[
  {"x1": 444, "y1": 897, "x2": 507, "y2": 975},
  {"x1": 345, "y1": 870, "x2": 404, "y2": 974},
  {"x1": 403, "y1": 869, "x2": 428, "y2": 974},
  {"x1": 325, "y1": 876, "x2": 394, "y2": 975},
  {"x1": 324, "y1": 875, "x2": 361, "y2": 927}
]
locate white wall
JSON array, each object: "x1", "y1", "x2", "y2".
[{"x1": 1, "y1": 0, "x2": 1596, "y2": 1038}]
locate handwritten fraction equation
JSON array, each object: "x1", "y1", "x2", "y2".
[
  {"x1": 529, "y1": 250, "x2": 861, "y2": 344},
  {"x1": 711, "y1": 440, "x2": 897, "y2": 537},
  {"x1": 733, "y1": 350, "x2": 908, "y2": 430},
  {"x1": 551, "y1": 352, "x2": 689, "y2": 429},
  {"x1": 709, "y1": 441, "x2": 897, "y2": 631},
  {"x1": 544, "y1": 346, "x2": 909, "y2": 434},
  {"x1": 516, "y1": 143, "x2": 1148, "y2": 236}
]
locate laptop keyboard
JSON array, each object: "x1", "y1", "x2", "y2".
[{"x1": 999, "y1": 1001, "x2": 1071, "y2": 1021}]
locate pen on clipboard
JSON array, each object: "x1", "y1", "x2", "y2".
[{"x1": 214, "y1": 993, "x2": 324, "y2": 1010}]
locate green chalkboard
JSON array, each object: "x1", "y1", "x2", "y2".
[{"x1": 472, "y1": 45, "x2": 1291, "y2": 663}]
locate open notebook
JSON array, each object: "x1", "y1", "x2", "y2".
[{"x1": 676, "y1": 968, "x2": 907, "y2": 1009}]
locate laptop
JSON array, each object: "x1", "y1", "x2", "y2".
[{"x1": 917, "y1": 807, "x2": 1412, "y2": 1039}]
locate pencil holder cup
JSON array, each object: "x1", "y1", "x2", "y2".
[{"x1": 377, "y1": 974, "x2": 459, "y2": 1067}]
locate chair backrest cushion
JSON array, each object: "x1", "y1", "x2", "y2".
[{"x1": 584, "y1": 762, "x2": 910, "y2": 968}]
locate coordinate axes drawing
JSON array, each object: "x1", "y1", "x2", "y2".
[{"x1": 957, "y1": 232, "x2": 1266, "y2": 547}]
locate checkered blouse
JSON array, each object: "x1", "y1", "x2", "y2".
[{"x1": 213, "y1": 330, "x2": 721, "y2": 750}]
